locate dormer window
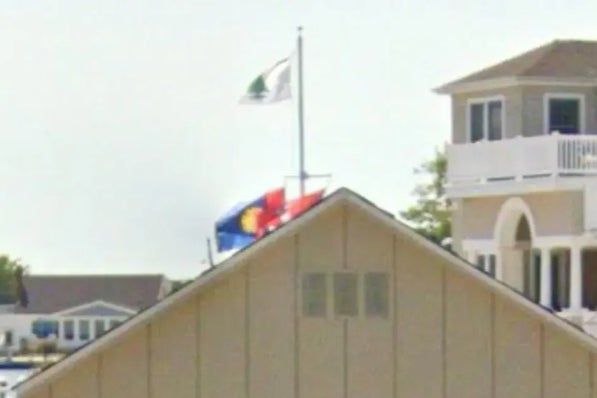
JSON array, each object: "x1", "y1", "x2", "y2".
[
  {"x1": 545, "y1": 94, "x2": 584, "y2": 135},
  {"x1": 468, "y1": 97, "x2": 503, "y2": 142}
]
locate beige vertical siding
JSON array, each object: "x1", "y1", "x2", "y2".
[
  {"x1": 20, "y1": 201, "x2": 597, "y2": 398},
  {"x1": 522, "y1": 85, "x2": 597, "y2": 135},
  {"x1": 248, "y1": 238, "x2": 294, "y2": 398},
  {"x1": 101, "y1": 327, "x2": 149, "y2": 398},
  {"x1": 445, "y1": 270, "x2": 492, "y2": 398},
  {"x1": 346, "y1": 208, "x2": 393, "y2": 398},
  {"x1": 21, "y1": 386, "x2": 51, "y2": 398},
  {"x1": 149, "y1": 298, "x2": 196, "y2": 398},
  {"x1": 494, "y1": 297, "x2": 541, "y2": 398},
  {"x1": 298, "y1": 205, "x2": 344, "y2": 398},
  {"x1": 395, "y1": 239, "x2": 443, "y2": 398},
  {"x1": 297, "y1": 204, "x2": 344, "y2": 269},
  {"x1": 451, "y1": 85, "x2": 597, "y2": 142},
  {"x1": 22, "y1": 387, "x2": 50, "y2": 398},
  {"x1": 199, "y1": 272, "x2": 246, "y2": 398},
  {"x1": 544, "y1": 328, "x2": 591, "y2": 398},
  {"x1": 593, "y1": 355, "x2": 597, "y2": 398},
  {"x1": 52, "y1": 357, "x2": 99, "y2": 398},
  {"x1": 451, "y1": 87, "x2": 523, "y2": 144}
]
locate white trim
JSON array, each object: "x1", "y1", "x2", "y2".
[
  {"x1": 463, "y1": 234, "x2": 597, "y2": 251},
  {"x1": 446, "y1": 175, "x2": 587, "y2": 199},
  {"x1": 535, "y1": 234, "x2": 597, "y2": 249},
  {"x1": 466, "y1": 95, "x2": 505, "y2": 143},
  {"x1": 53, "y1": 300, "x2": 136, "y2": 316},
  {"x1": 462, "y1": 238, "x2": 495, "y2": 253},
  {"x1": 543, "y1": 93, "x2": 586, "y2": 135},
  {"x1": 493, "y1": 197, "x2": 537, "y2": 246},
  {"x1": 16, "y1": 188, "x2": 597, "y2": 395},
  {"x1": 435, "y1": 76, "x2": 597, "y2": 95}
]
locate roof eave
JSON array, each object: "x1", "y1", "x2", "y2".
[{"x1": 435, "y1": 76, "x2": 597, "y2": 95}]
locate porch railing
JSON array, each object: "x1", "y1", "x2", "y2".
[{"x1": 446, "y1": 134, "x2": 597, "y2": 185}]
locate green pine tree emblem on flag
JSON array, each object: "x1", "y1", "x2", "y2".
[{"x1": 240, "y1": 57, "x2": 291, "y2": 104}]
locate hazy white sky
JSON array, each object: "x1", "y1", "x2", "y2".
[{"x1": 2, "y1": 0, "x2": 597, "y2": 278}]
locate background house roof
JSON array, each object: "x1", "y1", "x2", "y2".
[
  {"x1": 16, "y1": 274, "x2": 168, "y2": 314},
  {"x1": 438, "y1": 40, "x2": 597, "y2": 91}
]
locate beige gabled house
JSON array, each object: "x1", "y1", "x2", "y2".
[
  {"x1": 14, "y1": 188, "x2": 597, "y2": 398},
  {"x1": 437, "y1": 40, "x2": 597, "y2": 332}
]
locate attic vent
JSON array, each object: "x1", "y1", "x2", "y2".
[
  {"x1": 302, "y1": 273, "x2": 327, "y2": 317},
  {"x1": 365, "y1": 272, "x2": 389, "y2": 317},
  {"x1": 333, "y1": 273, "x2": 358, "y2": 316}
]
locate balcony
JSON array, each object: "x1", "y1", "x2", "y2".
[{"x1": 446, "y1": 134, "x2": 597, "y2": 195}]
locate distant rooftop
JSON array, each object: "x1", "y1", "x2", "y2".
[
  {"x1": 16, "y1": 274, "x2": 168, "y2": 314},
  {"x1": 437, "y1": 40, "x2": 597, "y2": 93}
]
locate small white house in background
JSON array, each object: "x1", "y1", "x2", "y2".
[{"x1": 0, "y1": 275, "x2": 171, "y2": 354}]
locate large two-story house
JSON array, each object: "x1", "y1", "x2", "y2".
[{"x1": 436, "y1": 39, "x2": 597, "y2": 332}]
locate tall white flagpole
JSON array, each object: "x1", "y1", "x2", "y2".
[{"x1": 297, "y1": 26, "x2": 306, "y2": 196}]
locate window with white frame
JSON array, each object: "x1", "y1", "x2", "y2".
[
  {"x1": 63, "y1": 320, "x2": 74, "y2": 340},
  {"x1": 546, "y1": 95, "x2": 583, "y2": 134},
  {"x1": 109, "y1": 319, "x2": 122, "y2": 329},
  {"x1": 95, "y1": 319, "x2": 106, "y2": 337},
  {"x1": 475, "y1": 253, "x2": 496, "y2": 277},
  {"x1": 468, "y1": 98, "x2": 503, "y2": 142},
  {"x1": 79, "y1": 320, "x2": 90, "y2": 341}
]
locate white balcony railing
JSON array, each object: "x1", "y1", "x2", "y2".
[{"x1": 446, "y1": 134, "x2": 597, "y2": 186}]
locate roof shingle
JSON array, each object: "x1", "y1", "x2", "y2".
[
  {"x1": 16, "y1": 274, "x2": 167, "y2": 314},
  {"x1": 438, "y1": 40, "x2": 597, "y2": 91}
]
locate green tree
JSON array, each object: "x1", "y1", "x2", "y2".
[
  {"x1": 400, "y1": 149, "x2": 451, "y2": 247},
  {"x1": 0, "y1": 255, "x2": 27, "y2": 304},
  {"x1": 171, "y1": 279, "x2": 192, "y2": 293}
]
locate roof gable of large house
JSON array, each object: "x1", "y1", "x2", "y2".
[
  {"x1": 15, "y1": 187, "x2": 597, "y2": 395},
  {"x1": 16, "y1": 274, "x2": 167, "y2": 314},
  {"x1": 436, "y1": 39, "x2": 597, "y2": 94}
]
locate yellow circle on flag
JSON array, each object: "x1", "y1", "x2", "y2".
[{"x1": 240, "y1": 207, "x2": 261, "y2": 234}]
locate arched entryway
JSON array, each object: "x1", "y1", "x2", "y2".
[{"x1": 494, "y1": 198, "x2": 538, "y2": 299}]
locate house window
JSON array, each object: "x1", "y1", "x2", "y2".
[
  {"x1": 468, "y1": 98, "x2": 503, "y2": 142},
  {"x1": 79, "y1": 320, "x2": 90, "y2": 341},
  {"x1": 475, "y1": 254, "x2": 497, "y2": 277},
  {"x1": 64, "y1": 320, "x2": 74, "y2": 341},
  {"x1": 95, "y1": 320, "x2": 106, "y2": 337},
  {"x1": 476, "y1": 254, "x2": 486, "y2": 270},
  {"x1": 109, "y1": 319, "x2": 122, "y2": 329},
  {"x1": 302, "y1": 273, "x2": 327, "y2": 317},
  {"x1": 524, "y1": 250, "x2": 541, "y2": 303},
  {"x1": 4, "y1": 331, "x2": 13, "y2": 347},
  {"x1": 488, "y1": 254, "x2": 496, "y2": 277},
  {"x1": 364, "y1": 272, "x2": 389, "y2": 317},
  {"x1": 333, "y1": 273, "x2": 358, "y2": 316},
  {"x1": 547, "y1": 97, "x2": 581, "y2": 134}
]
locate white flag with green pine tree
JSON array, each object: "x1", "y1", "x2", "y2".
[{"x1": 240, "y1": 57, "x2": 291, "y2": 104}]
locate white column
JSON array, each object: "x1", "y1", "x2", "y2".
[
  {"x1": 495, "y1": 251, "x2": 503, "y2": 281},
  {"x1": 72, "y1": 319, "x2": 79, "y2": 344},
  {"x1": 570, "y1": 246, "x2": 583, "y2": 311},
  {"x1": 540, "y1": 248, "x2": 552, "y2": 307}
]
